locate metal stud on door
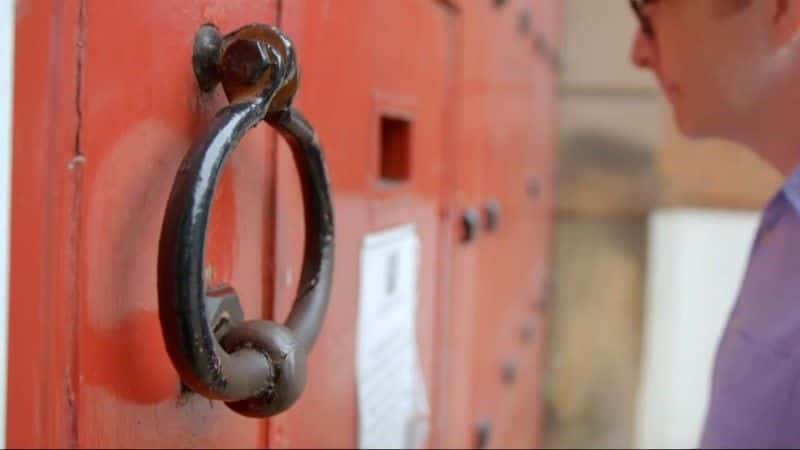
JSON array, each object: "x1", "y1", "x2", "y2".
[{"x1": 158, "y1": 24, "x2": 334, "y2": 418}]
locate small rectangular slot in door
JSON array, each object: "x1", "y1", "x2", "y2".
[{"x1": 379, "y1": 116, "x2": 411, "y2": 184}]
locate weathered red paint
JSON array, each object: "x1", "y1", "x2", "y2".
[
  {"x1": 9, "y1": 0, "x2": 557, "y2": 447},
  {"x1": 464, "y1": 2, "x2": 559, "y2": 447},
  {"x1": 270, "y1": 2, "x2": 461, "y2": 447},
  {"x1": 9, "y1": 0, "x2": 83, "y2": 446}
]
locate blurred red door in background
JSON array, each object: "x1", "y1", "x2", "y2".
[{"x1": 8, "y1": 0, "x2": 557, "y2": 447}]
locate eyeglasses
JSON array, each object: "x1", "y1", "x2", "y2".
[{"x1": 630, "y1": 0, "x2": 655, "y2": 38}]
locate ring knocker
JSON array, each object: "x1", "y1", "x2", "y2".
[{"x1": 158, "y1": 24, "x2": 334, "y2": 418}]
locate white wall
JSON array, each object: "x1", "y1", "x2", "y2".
[
  {"x1": 0, "y1": 0, "x2": 14, "y2": 445},
  {"x1": 636, "y1": 208, "x2": 760, "y2": 449}
]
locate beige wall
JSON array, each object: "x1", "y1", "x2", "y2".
[
  {"x1": 546, "y1": 219, "x2": 646, "y2": 449},
  {"x1": 546, "y1": 3, "x2": 658, "y2": 446}
]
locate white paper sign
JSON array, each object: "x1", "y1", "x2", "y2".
[{"x1": 356, "y1": 224, "x2": 429, "y2": 449}]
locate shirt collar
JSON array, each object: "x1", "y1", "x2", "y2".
[{"x1": 782, "y1": 165, "x2": 800, "y2": 214}]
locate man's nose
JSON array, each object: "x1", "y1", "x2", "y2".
[{"x1": 630, "y1": 30, "x2": 653, "y2": 69}]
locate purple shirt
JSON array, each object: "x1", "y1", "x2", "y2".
[{"x1": 701, "y1": 169, "x2": 800, "y2": 448}]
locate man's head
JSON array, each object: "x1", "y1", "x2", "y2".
[{"x1": 630, "y1": 0, "x2": 800, "y2": 158}]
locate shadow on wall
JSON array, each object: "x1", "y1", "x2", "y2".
[
  {"x1": 544, "y1": 130, "x2": 654, "y2": 449},
  {"x1": 557, "y1": 131, "x2": 658, "y2": 218}
]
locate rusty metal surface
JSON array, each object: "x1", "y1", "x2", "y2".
[
  {"x1": 484, "y1": 199, "x2": 501, "y2": 231},
  {"x1": 160, "y1": 99, "x2": 279, "y2": 403},
  {"x1": 462, "y1": 208, "x2": 482, "y2": 243},
  {"x1": 158, "y1": 24, "x2": 334, "y2": 417}
]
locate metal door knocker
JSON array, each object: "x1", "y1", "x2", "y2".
[{"x1": 158, "y1": 23, "x2": 334, "y2": 418}]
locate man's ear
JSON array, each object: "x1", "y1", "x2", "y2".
[{"x1": 772, "y1": 0, "x2": 800, "y2": 44}]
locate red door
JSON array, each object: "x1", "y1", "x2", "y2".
[
  {"x1": 11, "y1": 1, "x2": 280, "y2": 447},
  {"x1": 466, "y1": 3, "x2": 558, "y2": 447},
  {"x1": 9, "y1": 1, "x2": 557, "y2": 448},
  {"x1": 270, "y1": 1, "x2": 460, "y2": 448},
  {"x1": 435, "y1": 3, "x2": 558, "y2": 447}
]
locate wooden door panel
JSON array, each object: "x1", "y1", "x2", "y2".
[
  {"x1": 272, "y1": 1, "x2": 458, "y2": 447},
  {"x1": 9, "y1": 0, "x2": 83, "y2": 446},
  {"x1": 465, "y1": 1, "x2": 556, "y2": 447},
  {"x1": 41, "y1": 1, "x2": 277, "y2": 447}
]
